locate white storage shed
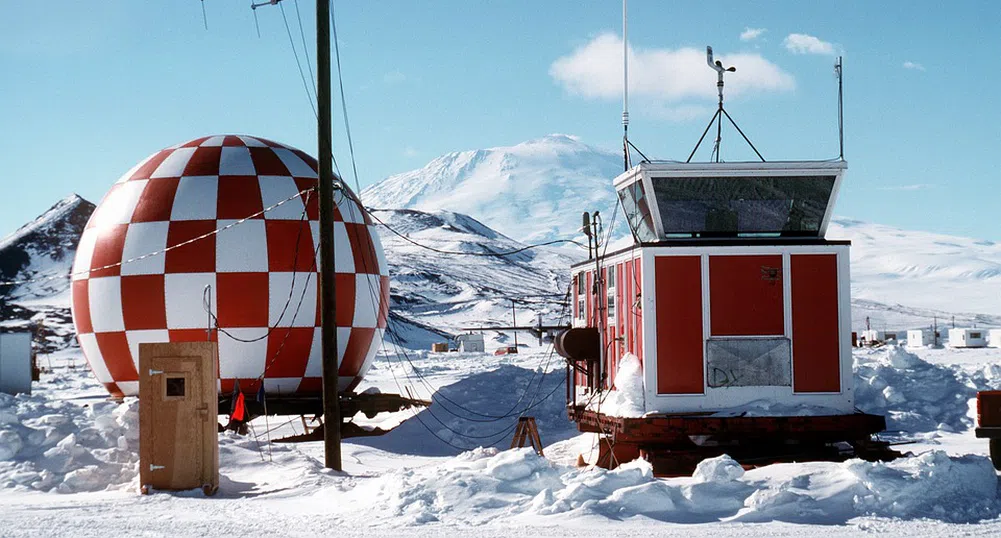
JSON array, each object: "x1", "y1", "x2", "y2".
[
  {"x1": 456, "y1": 333, "x2": 485, "y2": 353},
  {"x1": 860, "y1": 330, "x2": 897, "y2": 345},
  {"x1": 948, "y1": 328, "x2": 987, "y2": 348},
  {"x1": 988, "y1": 329, "x2": 1001, "y2": 348},
  {"x1": 906, "y1": 329, "x2": 935, "y2": 348},
  {"x1": 0, "y1": 332, "x2": 33, "y2": 395}
]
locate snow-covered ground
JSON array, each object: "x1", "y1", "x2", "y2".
[{"x1": 4, "y1": 343, "x2": 1001, "y2": 537}]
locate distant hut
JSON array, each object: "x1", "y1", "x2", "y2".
[{"x1": 948, "y1": 328, "x2": 987, "y2": 348}]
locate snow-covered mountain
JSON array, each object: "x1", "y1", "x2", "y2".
[
  {"x1": 0, "y1": 194, "x2": 93, "y2": 306},
  {"x1": 0, "y1": 195, "x2": 93, "y2": 352},
  {"x1": 362, "y1": 134, "x2": 624, "y2": 244},
  {"x1": 372, "y1": 208, "x2": 574, "y2": 348},
  {"x1": 828, "y1": 218, "x2": 1001, "y2": 325}
]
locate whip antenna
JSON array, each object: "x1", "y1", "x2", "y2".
[
  {"x1": 835, "y1": 56, "x2": 845, "y2": 160},
  {"x1": 621, "y1": 0, "x2": 630, "y2": 171}
]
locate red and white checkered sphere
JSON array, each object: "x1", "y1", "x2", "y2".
[{"x1": 70, "y1": 135, "x2": 390, "y2": 399}]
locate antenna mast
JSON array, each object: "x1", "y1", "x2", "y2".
[
  {"x1": 621, "y1": 0, "x2": 630, "y2": 171},
  {"x1": 835, "y1": 56, "x2": 845, "y2": 160}
]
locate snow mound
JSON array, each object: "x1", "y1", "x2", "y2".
[
  {"x1": 588, "y1": 353, "x2": 645, "y2": 418},
  {"x1": 338, "y1": 447, "x2": 998, "y2": 526},
  {"x1": 693, "y1": 454, "x2": 744, "y2": 482},
  {"x1": 0, "y1": 392, "x2": 138, "y2": 493},
  {"x1": 854, "y1": 346, "x2": 975, "y2": 434}
]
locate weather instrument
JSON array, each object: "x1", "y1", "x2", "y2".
[{"x1": 687, "y1": 46, "x2": 764, "y2": 163}]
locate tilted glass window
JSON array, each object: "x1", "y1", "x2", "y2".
[
  {"x1": 651, "y1": 175, "x2": 836, "y2": 237},
  {"x1": 617, "y1": 180, "x2": 659, "y2": 242}
]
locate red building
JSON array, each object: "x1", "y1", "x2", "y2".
[{"x1": 562, "y1": 160, "x2": 893, "y2": 474}]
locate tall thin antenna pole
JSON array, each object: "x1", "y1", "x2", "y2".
[
  {"x1": 621, "y1": 0, "x2": 629, "y2": 171},
  {"x1": 835, "y1": 56, "x2": 844, "y2": 160},
  {"x1": 317, "y1": 0, "x2": 343, "y2": 472}
]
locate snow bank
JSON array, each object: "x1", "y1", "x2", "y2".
[
  {"x1": 587, "y1": 353, "x2": 645, "y2": 418},
  {"x1": 0, "y1": 391, "x2": 138, "y2": 493},
  {"x1": 854, "y1": 346, "x2": 976, "y2": 433},
  {"x1": 338, "y1": 447, "x2": 998, "y2": 527}
]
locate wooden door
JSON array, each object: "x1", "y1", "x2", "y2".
[{"x1": 139, "y1": 342, "x2": 218, "y2": 493}]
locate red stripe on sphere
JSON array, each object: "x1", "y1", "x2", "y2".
[
  {"x1": 131, "y1": 178, "x2": 180, "y2": 223},
  {"x1": 216, "y1": 272, "x2": 270, "y2": 328},
  {"x1": 265, "y1": 220, "x2": 315, "y2": 272},
  {"x1": 378, "y1": 276, "x2": 391, "y2": 328},
  {"x1": 339, "y1": 328, "x2": 375, "y2": 376},
  {"x1": 248, "y1": 147, "x2": 291, "y2": 176},
  {"x1": 183, "y1": 146, "x2": 222, "y2": 176},
  {"x1": 121, "y1": 275, "x2": 167, "y2": 330},
  {"x1": 334, "y1": 273, "x2": 356, "y2": 327},
  {"x1": 71, "y1": 280, "x2": 93, "y2": 333},
  {"x1": 165, "y1": 220, "x2": 217, "y2": 273},
  {"x1": 217, "y1": 176, "x2": 265, "y2": 220},
  {"x1": 264, "y1": 327, "x2": 313, "y2": 378},
  {"x1": 95, "y1": 332, "x2": 138, "y2": 381},
  {"x1": 346, "y1": 223, "x2": 379, "y2": 275},
  {"x1": 89, "y1": 224, "x2": 129, "y2": 278}
]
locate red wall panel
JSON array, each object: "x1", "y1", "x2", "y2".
[
  {"x1": 623, "y1": 260, "x2": 633, "y2": 360},
  {"x1": 655, "y1": 256, "x2": 704, "y2": 394},
  {"x1": 634, "y1": 259, "x2": 643, "y2": 361},
  {"x1": 791, "y1": 254, "x2": 841, "y2": 392},
  {"x1": 709, "y1": 255, "x2": 784, "y2": 336}
]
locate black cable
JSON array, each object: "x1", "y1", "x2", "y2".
[
  {"x1": 291, "y1": 0, "x2": 317, "y2": 98},
  {"x1": 348, "y1": 204, "x2": 569, "y2": 440},
  {"x1": 329, "y1": 3, "x2": 363, "y2": 196},
  {"x1": 365, "y1": 208, "x2": 587, "y2": 257},
  {"x1": 208, "y1": 190, "x2": 314, "y2": 344},
  {"x1": 278, "y1": 1, "x2": 317, "y2": 118}
]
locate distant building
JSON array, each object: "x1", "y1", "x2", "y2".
[
  {"x1": 989, "y1": 329, "x2": 1001, "y2": 348},
  {"x1": 906, "y1": 329, "x2": 938, "y2": 348},
  {"x1": 456, "y1": 333, "x2": 485, "y2": 353},
  {"x1": 948, "y1": 328, "x2": 987, "y2": 348},
  {"x1": 0, "y1": 332, "x2": 33, "y2": 395}
]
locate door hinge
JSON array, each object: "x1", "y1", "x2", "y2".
[
  {"x1": 149, "y1": 369, "x2": 164, "y2": 376},
  {"x1": 149, "y1": 464, "x2": 166, "y2": 471}
]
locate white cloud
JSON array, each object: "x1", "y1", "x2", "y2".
[
  {"x1": 903, "y1": 61, "x2": 926, "y2": 71},
  {"x1": 740, "y1": 27, "x2": 766, "y2": 41},
  {"x1": 383, "y1": 71, "x2": 406, "y2": 85},
  {"x1": 403, "y1": 147, "x2": 419, "y2": 158},
  {"x1": 550, "y1": 33, "x2": 795, "y2": 105},
  {"x1": 783, "y1": 33, "x2": 837, "y2": 55},
  {"x1": 877, "y1": 184, "x2": 934, "y2": 191}
]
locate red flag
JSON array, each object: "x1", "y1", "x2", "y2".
[{"x1": 232, "y1": 392, "x2": 246, "y2": 422}]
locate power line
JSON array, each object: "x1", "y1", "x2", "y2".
[
  {"x1": 292, "y1": 0, "x2": 317, "y2": 99},
  {"x1": 278, "y1": 0, "x2": 318, "y2": 118},
  {"x1": 329, "y1": 3, "x2": 362, "y2": 196},
  {"x1": 364, "y1": 208, "x2": 588, "y2": 258},
  {"x1": 203, "y1": 190, "x2": 315, "y2": 346},
  {"x1": 0, "y1": 188, "x2": 314, "y2": 289}
]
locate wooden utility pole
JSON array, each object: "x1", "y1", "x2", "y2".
[{"x1": 316, "y1": 0, "x2": 342, "y2": 471}]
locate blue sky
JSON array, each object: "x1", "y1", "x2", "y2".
[{"x1": 1, "y1": 1, "x2": 998, "y2": 240}]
